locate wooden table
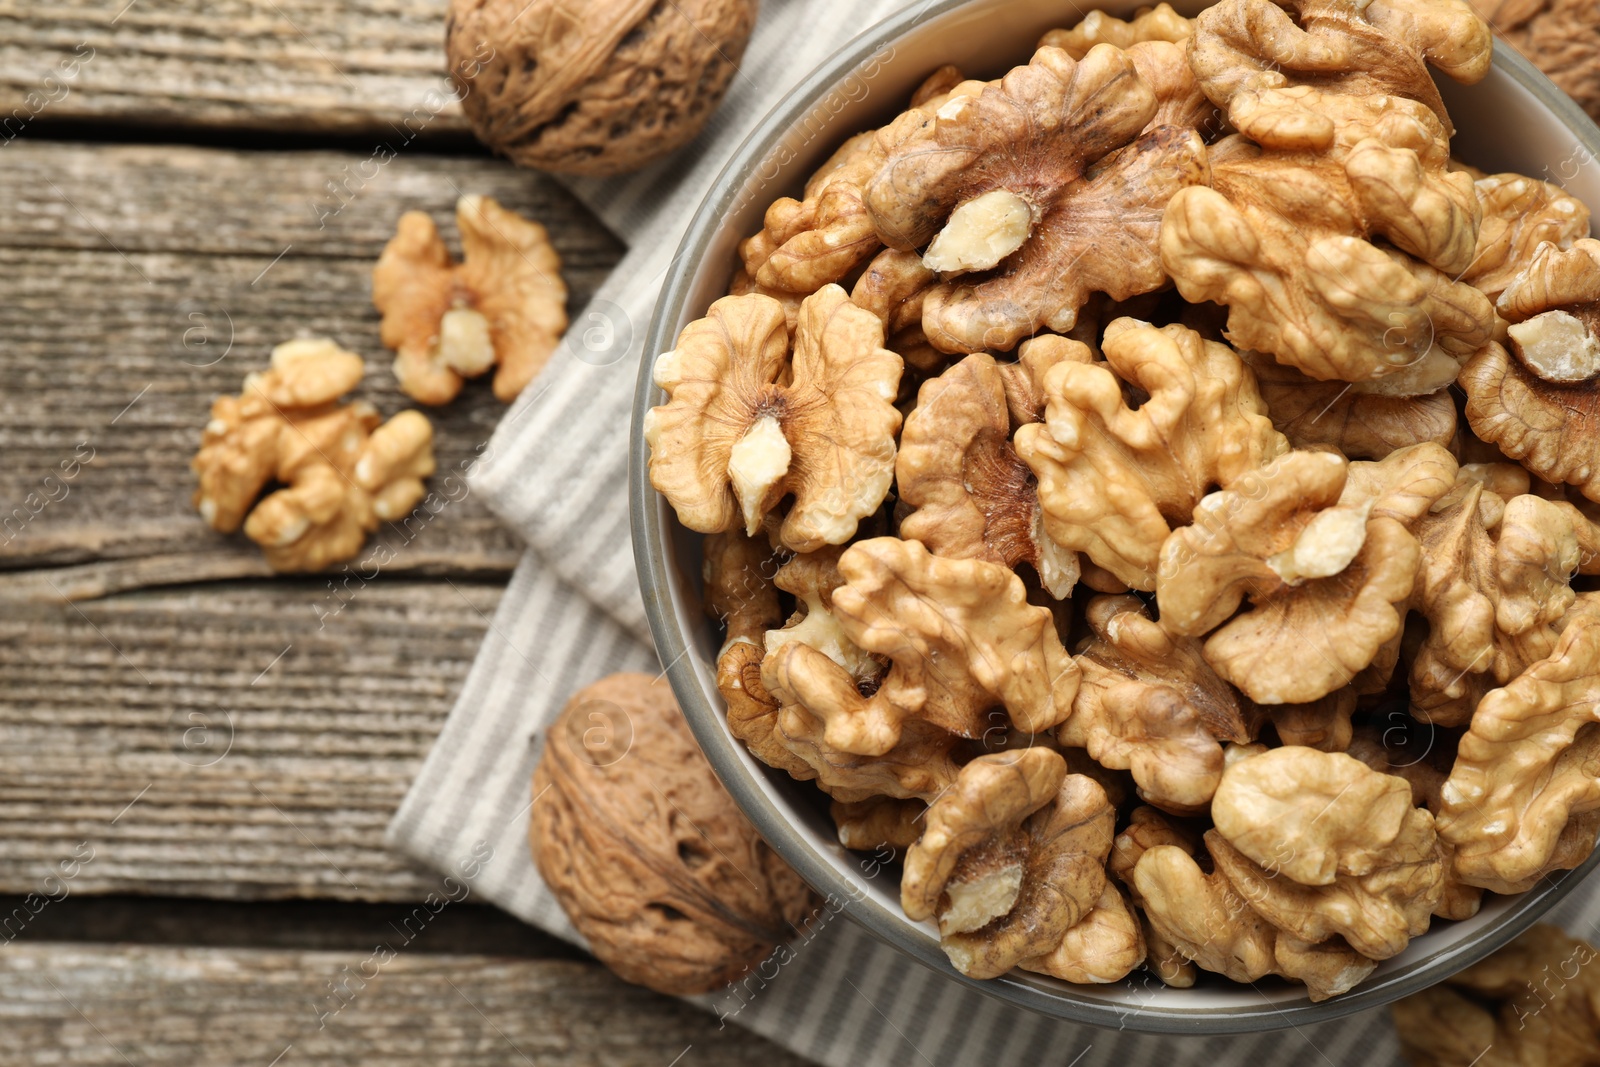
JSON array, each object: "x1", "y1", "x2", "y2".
[{"x1": 0, "y1": 3, "x2": 810, "y2": 1063}]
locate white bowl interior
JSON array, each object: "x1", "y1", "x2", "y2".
[{"x1": 642, "y1": 0, "x2": 1600, "y2": 1027}]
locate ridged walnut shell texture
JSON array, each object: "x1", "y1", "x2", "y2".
[
  {"x1": 447, "y1": 0, "x2": 758, "y2": 176},
  {"x1": 530, "y1": 672, "x2": 819, "y2": 995}
]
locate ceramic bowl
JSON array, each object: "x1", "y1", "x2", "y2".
[{"x1": 630, "y1": 0, "x2": 1600, "y2": 1032}]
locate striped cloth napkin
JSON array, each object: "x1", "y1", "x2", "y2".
[{"x1": 386, "y1": 2, "x2": 1600, "y2": 1064}]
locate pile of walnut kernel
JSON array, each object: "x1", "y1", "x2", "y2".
[
  {"x1": 645, "y1": 0, "x2": 1600, "y2": 1000},
  {"x1": 192, "y1": 339, "x2": 437, "y2": 573},
  {"x1": 192, "y1": 195, "x2": 567, "y2": 573}
]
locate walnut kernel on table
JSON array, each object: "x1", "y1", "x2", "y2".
[
  {"x1": 373, "y1": 195, "x2": 567, "y2": 405},
  {"x1": 191, "y1": 339, "x2": 436, "y2": 573},
  {"x1": 446, "y1": 0, "x2": 756, "y2": 177},
  {"x1": 531, "y1": 673, "x2": 817, "y2": 996},
  {"x1": 1394, "y1": 923, "x2": 1600, "y2": 1067}
]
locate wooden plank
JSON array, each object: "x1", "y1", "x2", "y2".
[
  {"x1": 0, "y1": 1, "x2": 469, "y2": 137},
  {"x1": 0, "y1": 141, "x2": 626, "y2": 589},
  {"x1": 0, "y1": 944, "x2": 813, "y2": 1067},
  {"x1": 0, "y1": 580, "x2": 503, "y2": 901}
]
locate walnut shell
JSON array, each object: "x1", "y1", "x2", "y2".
[
  {"x1": 447, "y1": 0, "x2": 758, "y2": 176},
  {"x1": 530, "y1": 672, "x2": 818, "y2": 995}
]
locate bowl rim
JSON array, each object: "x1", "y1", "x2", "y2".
[{"x1": 629, "y1": 0, "x2": 1600, "y2": 1033}]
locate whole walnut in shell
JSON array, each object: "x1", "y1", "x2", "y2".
[
  {"x1": 530, "y1": 672, "x2": 818, "y2": 995},
  {"x1": 447, "y1": 0, "x2": 757, "y2": 176}
]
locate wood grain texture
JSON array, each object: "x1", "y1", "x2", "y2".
[
  {"x1": 0, "y1": 944, "x2": 811, "y2": 1067},
  {"x1": 0, "y1": 141, "x2": 625, "y2": 588},
  {"x1": 0, "y1": 580, "x2": 504, "y2": 900},
  {"x1": 0, "y1": 0, "x2": 470, "y2": 136}
]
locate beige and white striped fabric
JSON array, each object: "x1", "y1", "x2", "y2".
[{"x1": 387, "y1": 3, "x2": 1600, "y2": 1063}]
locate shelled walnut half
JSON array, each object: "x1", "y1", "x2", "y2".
[
  {"x1": 1156, "y1": 447, "x2": 1451, "y2": 704},
  {"x1": 373, "y1": 195, "x2": 567, "y2": 405},
  {"x1": 1462, "y1": 239, "x2": 1600, "y2": 501},
  {"x1": 1243, "y1": 352, "x2": 1457, "y2": 461},
  {"x1": 1040, "y1": 4, "x2": 1193, "y2": 56},
  {"x1": 1407, "y1": 480, "x2": 1598, "y2": 726},
  {"x1": 1016, "y1": 318, "x2": 1287, "y2": 591},
  {"x1": 1165, "y1": 0, "x2": 1497, "y2": 386},
  {"x1": 901, "y1": 750, "x2": 1127, "y2": 980},
  {"x1": 761, "y1": 537, "x2": 1079, "y2": 756},
  {"x1": 1436, "y1": 599, "x2": 1600, "y2": 894},
  {"x1": 864, "y1": 43, "x2": 1209, "y2": 353},
  {"x1": 1107, "y1": 806, "x2": 1201, "y2": 988},
  {"x1": 896, "y1": 352, "x2": 1080, "y2": 597},
  {"x1": 740, "y1": 68, "x2": 984, "y2": 296},
  {"x1": 1463, "y1": 172, "x2": 1591, "y2": 301},
  {"x1": 645, "y1": 286, "x2": 903, "y2": 554},
  {"x1": 1131, "y1": 834, "x2": 1378, "y2": 1001},
  {"x1": 1064, "y1": 595, "x2": 1251, "y2": 814},
  {"x1": 1210, "y1": 747, "x2": 1445, "y2": 961}
]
